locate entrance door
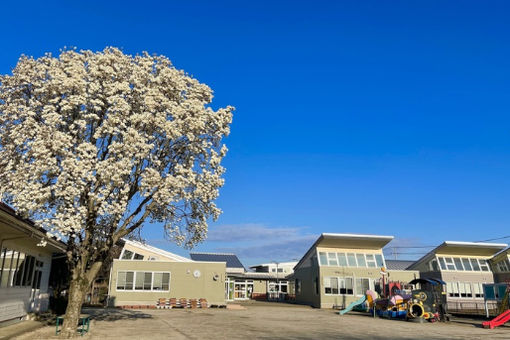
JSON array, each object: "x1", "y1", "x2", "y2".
[{"x1": 234, "y1": 281, "x2": 247, "y2": 299}]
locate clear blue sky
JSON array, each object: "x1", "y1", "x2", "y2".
[{"x1": 2, "y1": 1, "x2": 510, "y2": 265}]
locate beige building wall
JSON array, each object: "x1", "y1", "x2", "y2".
[
  {"x1": 252, "y1": 280, "x2": 267, "y2": 294},
  {"x1": 293, "y1": 249, "x2": 320, "y2": 308},
  {"x1": 109, "y1": 260, "x2": 226, "y2": 306}
]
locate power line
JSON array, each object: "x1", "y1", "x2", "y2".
[
  {"x1": 474, "y1": 235, "x2": 510, "y2": 243},
  {"x1": 387, "y1": 246, "x2": 435, "y2": 249}
]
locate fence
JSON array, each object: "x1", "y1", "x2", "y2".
[{"x1": 446, "y1": 301, "x2": 499, "y2": 316}]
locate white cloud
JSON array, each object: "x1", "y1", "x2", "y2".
[{"x1": 206, "y1": 223, "x2": 307, "y2": 242}]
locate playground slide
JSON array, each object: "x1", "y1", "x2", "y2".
[
  {"x1": 482, "y1": 310, "x2": 510, "y2": 329},
  {"x1": 338, "y1": 296, "x2": 367, "y2": 315}
]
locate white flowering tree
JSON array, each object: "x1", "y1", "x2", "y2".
[{"x1": 0, "y1": 48, "x2": 233, "y2": 337}]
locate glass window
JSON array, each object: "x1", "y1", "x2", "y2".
[
  {"x1": 125, "y1": 272, "x2": 134, "y2": 290},
  {"x1": 461, "y1": 258, "x2": 472, "y2": 271},
  {"x1": 327, "y1": 253, "x2": 338, "y2": 266},
  {"x1": 295, "y1": 279, "x2": 301, "y2": 295},
  {"x1": 470, "y1": 258, "x2": 480, "y2": 271},
  {"x1": 117, "y1": 271, "x2": 127, "y2": 290},
  {"x1": 459, "y1": 282, "x2": 466, "y2": 297},
  {"x1": 453, "y1": 258, "x2": 464, "y2": 271},
  {"x1": 356, "y1": 254, "x2": 366, "y2": 267},
  {"x1": 375, "y1": 254, "x2": 384, "y2": 268},
  {"x1": 319, "y1": 252, "x2": 328, "y2": 266},
  {"x1": 444, "y1": 258, "x2": 456, "y2": 270},
  {"x1": 478, "y1": 259, "x2": 489, "y2": 272},
  {"x1": 347, "y1": 253, "x2": 357, "y2": 267},
  {"x1": 153, "y1": 272, "x2": 170, "y2": 291},
  {"x1": 337, "y1": 253, "x2": 348, "y2": 267},
  {"x1": 121, "y1": 250, "x2": 134, "y2": 260},
  {"x1": 0, "y1": 248, "x2": 6, "y2": 287},
  {"x1": 438, "y1": 257, "x2": 446, "y2": 270},
  {"x1": 355, "y1": 278, "x2": 370, "y2": 296},
  {"x1": 135, "y1": 272, "x2": 145, "y2": 290},
  {"x1": 473, "y1": 283, "x2": 484, "y2": 298},
  {"x1": 13, "y1": 252, "x2": 25, "y2": 286},
  {"x1": 331, "y1": 277, "x2": 339, "y2": 294},
  {"x1": 324, "y1": 277, "x2": 331, "y2": 294},
  {"x1": 133, "y1": 253, "x2": 144, "y2": 260},
  {"x1": 366, "y1": 254, "x2": 376, "y2": 268},
  {"x1": 345, "y1": 278, "x2": 354, "y2": 295}
]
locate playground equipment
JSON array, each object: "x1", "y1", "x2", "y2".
[
  {"x1": 337, "y1": 296, "x2": 367, "y2": 315},
  {"x1": 482, "y1": 283, "x2": 509, "y2": 329},
  {"x1": 338, "y1": 278, "x2": 448, "y2": 324}
]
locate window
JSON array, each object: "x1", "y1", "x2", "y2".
[
  {"x1": 121, "y1": 250, "x2": 134, "y2": 260},
  {"x1": 355, "y1": 278, "x2": 370, "y2": 296},
  {"x1": 324, "y1": 277, "x2": 354, "y2": 295},
  {"x1": 319, "y1": 252, "x2": 328, "y2": 266},
  {"x1": 324, "y1": 277, "x2": 331, "y2": 294},
  {"x1": 478, "y1": 259, "x2": 489, "y2": 272},
  {"x1": 459, "y1": 282, "x2": 472, "y2": 298},
  {"x1": 116, "y1": 271, "x2": 134, "y2": 290},
  {"x1": 473, "y1": 283, "x2": 484, "y2": 298},
  {"x1": 327, "y1": 253, "x2": 338, "y2": 266},
  {"x1": 133, "y1": 253, "x2": 144, "y2": 260},
  {"x1": 32, "y1": 261, "x2": 44, "y2": 290},
  {"x1": 443, "y1": 257, "x2": 456, "y2": 270},
  {"x1": 438, "y1": 257, "x2": 446, "y2": 270},
  {"x1": 153, "y1": 272, "x2": 170, "y2": 291},
  {"x1": 277, "y1": 268, "x2": 283, "y2": 273},
  {"x1": 135, "y1": 272, "x2": 152, "y2": 290},
  {"x1": 344, "y1": 278, "x2": 354, "y2": 295},
  {"x1": 461, "y1": 258, "x2": 472, "y2": 271},
  {"x1": 430, "y1": 259, "x2": 439, "y2": 271},
  {"x1": 337, "y1": 253, "x2": 347, "y2": 266},
  {"x1": 347, "y1": 253, "x2": 357, "y2": 267},
  {"x1": 366, "y1": 254, "x2": 376, "y2": 268},
  {"x1": 330, "y1": 277, "x2": 339, "y2": 294},
  {"x1": 356, "y1": 254, "x2": 366, "y2": 267},
  {"x1": 295, "y1": 279, "x2": 301, "y2": 295},
  {"x1": 470, "y1": 258, "x2": 480, "y2": 271},
  {"x1": 447, "y1": 282, "x2": 459, "y2": 297},
  {"x1": 453, "y1": 258, "x2": 464, "y2": 271},
  {"x1": 375, "y1": 254, "x2": 384, "y2": 268},
  {"x1": 117, "y1": 271, "x2": 169, "y2": 291}
]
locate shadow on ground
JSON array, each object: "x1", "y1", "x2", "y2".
[{"x1": 82, "y1": 308, "x2": 153, "y2": 322}]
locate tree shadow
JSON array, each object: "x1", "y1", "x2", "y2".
[{"x1": 82, "y1": 307, "x2": 153, "y2": 322}]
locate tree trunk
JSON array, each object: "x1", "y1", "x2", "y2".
[{"x1": 60, "y1": 275, "x2": 88, "y2": 338}]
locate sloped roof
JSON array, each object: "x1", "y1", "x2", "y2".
[
  {"x1": 294, "y1": 233, "x2": 394, "y2": 271},
  {"x1": 385, "y1": 260, "x2": 415, "y2": 271},
  {"x1": 190, "y1": 252, "x2": 245, "y2": 270},
  {"x1": 123, "y1": 239, "x2": 192, "y2": 262}
]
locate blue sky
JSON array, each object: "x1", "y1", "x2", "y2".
[{"x1": 2, "y1": 1, "x2": 510, "y2": 266}]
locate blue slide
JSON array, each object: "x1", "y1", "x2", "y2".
[{"x1": 337, "y1": 296, "x2": 367, "y2": 315}]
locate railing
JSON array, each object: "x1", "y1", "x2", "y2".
[
  {"x1": 251, "y1": 292, "x2": 296, "y2": 302},
  {"x1": 446, "y1": 301, "x2": 499, "y2": 316}
]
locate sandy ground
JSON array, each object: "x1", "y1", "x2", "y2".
[{"x1": 13, "y1": 302, "x2": 510, "y2": 340}]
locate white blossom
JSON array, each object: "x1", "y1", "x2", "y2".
[{"x1": 0, "y1": 47, "x2": 233, "y2": 248}]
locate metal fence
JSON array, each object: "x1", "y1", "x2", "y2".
[{"x1": 446, "y1": 301, "x2": 499, "y2": 316}]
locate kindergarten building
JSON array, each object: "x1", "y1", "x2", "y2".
[
  {"x1": 0, "y1": 203, "x2": 65, "y2": 325},
  {"x1": 490, "y1": 247, "x2": 510, "y2": 284},
  {"x1": 190, "y1": 253, "x2": 294, "y2": 301},
  {"x1": 292, "y1": 233, "x2": 418, "y2": 309},
  {"x1": 408, "y1": 241, "x2": 507, "y2": 314},
  {"x1": 107, "y1": 240, "x2": 226, "y2": 307}
]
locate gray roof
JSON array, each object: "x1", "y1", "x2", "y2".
[
  {"x1": 190, "y1": 252, "x2": 245, "y2": 270},
  {"x1": 385, "y1": 260, "x2": 415, "y2": 271}
]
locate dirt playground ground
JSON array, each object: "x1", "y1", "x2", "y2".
[{"x1": 12, "y1": 301, "x2": 510, "y2": 340}]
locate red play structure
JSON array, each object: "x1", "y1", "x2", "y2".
[
  {"x1": 482, "y1": 310, "x2": 510, "y2": 329},
  {"x1": 482, "y1": 283, "x2": 509, "y2": 329}
]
